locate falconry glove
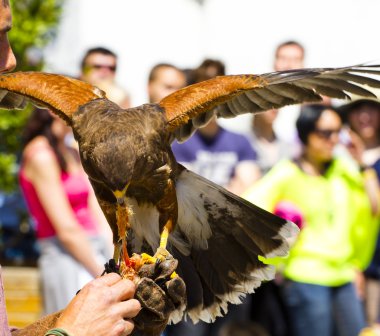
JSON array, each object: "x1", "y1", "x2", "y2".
[{"x1": 132, "y1": 254, "x2": 186, "y2": 336}]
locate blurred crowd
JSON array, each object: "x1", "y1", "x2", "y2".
[{"x1": 2, "y1": 38, "x2": 380, "y2": 336}]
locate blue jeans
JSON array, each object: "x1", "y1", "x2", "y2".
[{"x1": 282, "y1": 280, "x2": 365, "y2": 336}]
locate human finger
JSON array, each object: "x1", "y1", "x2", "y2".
[
  {"x1": 92, "y1": 272, "x2": 122, "y2": 287},
  {"x1": 113, "y1": 318, "x2": 135, "y2": 336},
  {"x1": 110, "y1": 278, "x2": 137, "y2": 301},
  {"x1": 115, "y1": 299, "x2": 141, "y2": 319},
  {"x1": 123, "y1": 319, "x2": 135, "y2": 336}
]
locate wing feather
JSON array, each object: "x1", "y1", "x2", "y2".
[
  {"x1": 0, "y1": 72, "x2": 106, "y2": 124},
  {"x1": 159, "y1": 64, "x2": 380, "y2": 142},
  {"x1": 166, "y1": 168, "x2": 299, "y2": 323}
]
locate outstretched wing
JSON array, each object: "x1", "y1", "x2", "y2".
[
  {"x1": 159, "y1": 64, "x2": 380, "y2": 142},
  {"x1": 0, "y1": 72, "x2": 106, "y2": 124}
]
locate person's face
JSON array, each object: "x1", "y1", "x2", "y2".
[
  {"x1": 148, "y1": 67, "x2": 186, "y2": 103},
  {"x1": 50, "y1": 111, "x2": 70, "y2": 140},
  {"x1": 306, "y1": 109, "x2": 342, "y2": 162},
  {"x1": 347, "y1": 103, "x2": 380, "y2": 141},
  {"x1": 256, "y1": 109, "x2": 278, "y2": 125},
  {"x1": 274, "y1": 44, "x2": 304, "y2": 71},
  {"x1": 0, "y1": 1, "x2": 16, "y2": 73},
  {"x1": 81, "y1": 53, "x2": 117, "y2": 84}
]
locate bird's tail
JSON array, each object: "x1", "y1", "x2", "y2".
[
  {"x1": 0, "y1": 72, "x2": 106, "y2": 123},
  {"x1": 169, "y1": 168, "x2": 299, "y2": 324}
]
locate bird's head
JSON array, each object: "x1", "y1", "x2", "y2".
[{"x1": 97, "y1": 147, "x2": 137, "y2": 205}]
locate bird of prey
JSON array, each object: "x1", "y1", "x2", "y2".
[{"x1": 1, "y1": 64, "x2": 380, "y2": 323}]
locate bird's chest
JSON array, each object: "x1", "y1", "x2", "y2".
[{"x1": 128, "y1": 159, "x2": 173, "y2": 205}]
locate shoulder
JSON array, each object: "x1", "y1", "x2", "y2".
[
  {"x1": 22, "y1": 137, "x2": 60, "y2": 179},
  {"x1": 24, "y1": 137, "x2": 55, "y2": 165}
]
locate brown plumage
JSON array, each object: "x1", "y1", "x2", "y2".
[{"x1": 1, "y1": 64, "x2": 380, "y2": 324}]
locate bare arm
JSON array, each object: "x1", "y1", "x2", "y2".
[
  {"x1": 24, "y1": 146, "x2": 103, "y2": 277},
  {"x1": 346, "y1": 130, "x2": 380, "y2": 216},
  {"x1": 88, "y1": 186, "x2": 114, "y2": 256}
]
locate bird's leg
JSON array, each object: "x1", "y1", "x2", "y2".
[
  {"x1": 116, "y1": 203, "x2": 141, "y2": 278},
  {"x1": 141, "y1": 180, "x2": 177, "y2": 264},
  {"x1": 116, "y1": 204, "x2": 129, "y2": 264},
  {"x1": 155, "y1": 219, "x2": 173, "y2": 261}
]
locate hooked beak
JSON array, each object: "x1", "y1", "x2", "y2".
[{"x1": 113, "y1": 183, "x2": 130, "y2": 206}]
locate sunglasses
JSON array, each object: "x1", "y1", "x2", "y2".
[
  {"x1": 86, "y1": 64, "x2": 117, "y2": 72},
  {"x1": 313, "y1": 128, "x2": 341, "y2": 140}
]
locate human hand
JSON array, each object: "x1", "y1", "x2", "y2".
[
  {"x1": 131, "y1": 255, "x2": 186, "y2": 336},
  {"x1": 354, "y1": 270, "x2": 366, "y2": 300},
  {"x1": 54, "y1": 273, "x2": 141, "y2": 336},
  {"x1": 342, "y1": 128, "x2": 365, "y2": 165}
]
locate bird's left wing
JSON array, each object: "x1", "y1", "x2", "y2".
[
  {"x1": 0, "y1": 72, "x2": 106, "y2": 124},
  {"x1": 159, "y1": 64, "x2": 380, "y2": 142}
]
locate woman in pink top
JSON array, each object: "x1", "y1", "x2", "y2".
[{"x1": 19, "y1": 107, "x2": 113, "y2": 314}]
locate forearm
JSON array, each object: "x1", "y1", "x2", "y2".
[
  {"x1": 57, "y1": 227, "x2": 104, "y2": 278},
  {"x1": 11, "y1": 311, "x2": 62, "y2": 336},
  {"x1": 362, "y1": 167, "x2": 380, "y2": 216}
]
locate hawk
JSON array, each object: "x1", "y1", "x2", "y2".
[{"x1": 1, "y1": 64, "x2": 380, "y2": 323}]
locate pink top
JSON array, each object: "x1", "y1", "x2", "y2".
[{"x1": 19, "y1": 147, "x2": 99, "y2": 239}]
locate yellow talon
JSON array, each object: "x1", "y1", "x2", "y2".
[{"x1": 141, "y1": 253, "x2": 157, "y2": 264}]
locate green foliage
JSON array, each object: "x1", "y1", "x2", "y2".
[
  {"x1": 9, "y1": 0, "x2": 65, "y2": 71},
  {"x1": 0, "y1": 0, "x2": 65, "y2": 192}
]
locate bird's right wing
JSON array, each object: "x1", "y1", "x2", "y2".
[
  {"x1": 159, "y1": 64, "x2": 380, "y2": 142},
  {"x1": 0, "y1": 72, "x2": 106, "y2": 124}
]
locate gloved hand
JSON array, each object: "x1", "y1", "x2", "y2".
[{"x1": 131, "y1": 254, "x2": 186, "y2": 336}]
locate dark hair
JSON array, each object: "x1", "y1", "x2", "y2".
[
  {"x1": 22, "y1": 108, "x2": 67, "y2": 171},
  {"x1": 275, "y1": 40, "x2": 305, "y2": 59},
  {"x1": 148, "y1": 63, "x2": 183, "y2": 83},
  {"x1": 81, "y1": 47, "x2": 117, "y2": 70},
  {"x1": 296, "y1": 104, "x2": 340, "y2": 144},
  {"x1": 193, "y1": 58, "x2": 225, "y2": 83},
  {"x1": 339, "y1": 100, "x2": 380, "y2": 123},
  {"x1": 3, "y1": 0, "x2": 10, "y2": 7}
]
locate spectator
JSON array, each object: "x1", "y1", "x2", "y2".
[
  {"x1": 339, "y1": 90, "x2": 380, "y2": 166},
  {"x1": 272, "y1": 40, "x2": 306, "y2": 145},
  {"x1": 339, "y1": 92, "x2": 380, "y2": 327},
  {"x1": 273, "y1": 40, "x2": 332, "y2": 146},
  {"x1": 244, "y1": 104, "x2": 380, "y2": 336},
  {"x1": 80, "y1": 46, "x2": 131, "y2": 108},
  {"x1": 19, "y1": 108, "x2": 112, "y2": 314},
  {"x1": 147, "y1": 63, "x2": 187, "y2": 103}
]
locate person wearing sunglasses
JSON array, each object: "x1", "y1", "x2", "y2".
[
  {"x1": 80, "y1": 46, "x2": 131, "y2": 109},
  {"x1": 243, "y1": 104, "x2": 380, "y2": 336}
]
